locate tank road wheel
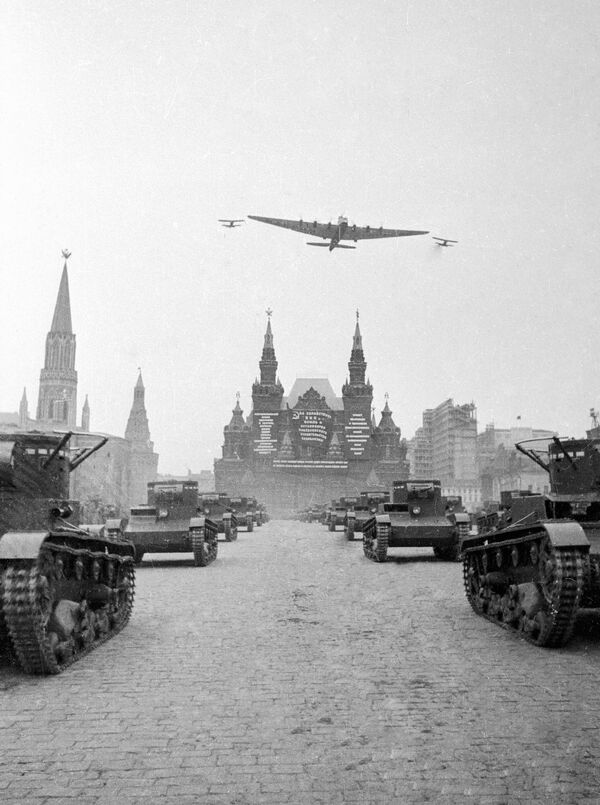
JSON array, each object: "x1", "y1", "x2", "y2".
[
  {"x1": 462, "y1": 552, "x2": 486, "y2": 615},
  {"x1": 363, "y1": 522, "x2": 389, "y2": 563},
  {"x1": 525, "y1": 539, "x2": 585, "y2": 647},
  {"x1": 111, "y1": 560, "x2": 136, "y2": 631},
  {"x1": 2, "y1": 564, "x2": 61, "y2": 674}
]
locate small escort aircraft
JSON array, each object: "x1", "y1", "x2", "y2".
[
  {"x1": 218, "y1": 219, "x2": 244, "y2": 228},
  {"x1": 433, "y1": 236, "x2": 458, "y2": 247},
  {"x1": 248, "y1": 215, "x2": 428, "y2": 252}
]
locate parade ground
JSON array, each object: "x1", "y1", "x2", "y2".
[{"x1": 2, "y1": 520, "x2": 600, "y2": 804}]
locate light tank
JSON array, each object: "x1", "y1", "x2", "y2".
[
  {"x1": 462, "y1": 436, "x2": 600, "y2": 647},
  {"x1": 328, "y1": 497, "x2": 358, "y2": 532},
  {"x1": 0, "y1": 431, "x2": 135, "y2": 674},
  {"x1": 345, "y1": 491, "x2": 390, "y2": 541},
  {"x1": 228, "y1": 496, "x2": 254, "y2": 531},
  {"x1": 362, "y1": 480, "x2": 469, "y2": 562},
  {"x1": 199, "y1": 493, "x2": 238, "y2": 541},
  {"x1": 125, "y1": 481, "x2": 218, "y2": 566}
]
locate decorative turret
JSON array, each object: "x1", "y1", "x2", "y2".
[
  {"x1": 342, "y1": 311, "x2": 373, "y2": 402},
  {"x1": 125, "y1": 370, "x2": 158, "y2": 508},
  {"x1": 252, "y1": 310, "x2": 284, "y2": 413},
  {"x1": 223, "y1": 393, "x2": 251, "y2": 460},
  {"x1": 81, "y1": 395, "x2": 90, "y2": 431},
  {"x1": 36, "y1": 250, "x2": 78, "y2": 426},
  {"x1": 19, "y1": 388, "x2": 29, "y2": 429},
  {"x1": 125, "y1": 371, "x2": 152, "y2": 448},
  {"x1": 373, "y1": 394, "x2": 408, "y2": 476},
  {"x1": 342, "y1": 312, "x2": 373, "y2": 458},
  {"x1": 378, "y1": 396, "x2": 400, "y2": 437}
]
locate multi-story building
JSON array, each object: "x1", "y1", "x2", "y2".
[
  {"x1": 408, "y1": 398, "x2": 481, "y2": 510},
  {"x1": 214, "y1": 314, "x2": 409, "y2": 515},
  {"x1": 477, "y1": 423, "x2": 555, "y2": 503}
]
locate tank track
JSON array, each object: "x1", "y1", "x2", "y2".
[
  {"x1": 462, "y1": 532, "x2": 584, "y2": 647},
  {"x1": 192, "y1": 528, "x2": 218, "y2": 567},
  {"x1": 1, "y1": 540, "x2": 135, "y2": 674},
  {"x1": 363, "y1": 521, "x2": 389, "y2": 562}
]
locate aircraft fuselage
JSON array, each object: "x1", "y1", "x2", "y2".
[{"x1": 328, "y1": 216, "x2": 348, "y2": 250}]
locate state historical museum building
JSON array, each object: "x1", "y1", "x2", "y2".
[{"x1": 214, "y1": 315, "x2": 409, "y2": 515}]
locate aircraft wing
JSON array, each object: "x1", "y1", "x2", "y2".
[
  {"x1": 341, "y1": 225, "x2": 429, "y2": 241},
  {"x1": 248, "y1": 215, "x2": 331, "y2": 239}
]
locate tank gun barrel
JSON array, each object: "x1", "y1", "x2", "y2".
[
  {"x1": 70, "y1": 435, "x2": 108, "y2": 471},
  {"x1": 41, "y1": 431, "x2": 73, "y2": 469}
]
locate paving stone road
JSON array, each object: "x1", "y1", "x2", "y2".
[{"x1": 2, "y1": 520, "x2": 600, "y2": 804}]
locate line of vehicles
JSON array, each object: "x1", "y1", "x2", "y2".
[
  {"x1": 0, "y1": 430, "x2": 267, "y2": 675},
  {"x1": 298, "y1": 431, "x2": 600, "y2": 648},
  {"x1": 3, "y1": 427, "x2": 600, "y2": 675}
]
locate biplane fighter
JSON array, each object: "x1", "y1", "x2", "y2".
[
  {"x1": 433, "y1": 236, "x2": 457, "y2": 247},
  {"x1": 219, "y1": 219, "x2": 244, "y2": 228},
  {"x1": 248, "y1": 215, "x2": 428, "y2": 252}
]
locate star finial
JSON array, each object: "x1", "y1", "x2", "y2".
[
  {"x1": 384, "y1": 392, "x2": 389, "y2": 401},
  {"x1": 266, "y1": 307, "x2": 273, "y2": 319},
  {"x1": 62, "y1": 249, "x2": 71, "y2": 261}
]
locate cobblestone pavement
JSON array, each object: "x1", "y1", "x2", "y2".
[{"x1": 2, "y1": 520, "x2": 600, "y2": 804}]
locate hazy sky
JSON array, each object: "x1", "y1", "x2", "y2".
[{"x1": 2, "y1": 1, "x2": 600, "y2": 474}]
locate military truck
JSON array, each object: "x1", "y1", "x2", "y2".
[
  {"x1": 462, "y1": 436, "x2": 600, "y2": 647},
  {"x1": 0, "y1": 431, "x2": 135, "y2": 674},
  {"x1": 199, "y1": 493, "x2": 238, "y2": 541},
  {"x1": 345, "y1": 491, "x2": 390, "y2": 540},
  {"x1": 362, "y1": 479, "x2": 470, "y2": 562},
  {"x1": 125, "y1": 481, "x2": 218, "y2": 566}
]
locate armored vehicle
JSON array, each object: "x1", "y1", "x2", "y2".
[
  {"x1": 461, "y1": 436, "x2": 600, "y2": 647},
  {"x1": 345, "y1": 491, "x2": 390, "y2": 540},
  {"x1": 228, "y1": 496, "x2": 254, "y2": 531},
  {"x1": 0, "y1": 431, "x2": 135, "y2": 674},
  {"x1": 125, "y1": 481, "x2": 218, "y2": 566},
  {"x1": 362, "y1": 479, "x2": 470, "y2": 562},
  {"x1": 199, "y1": 493, "x2": 238, "y2": 541},
  {"x1": 328, "y1": 497, "x2": 358, "y2": 532}
]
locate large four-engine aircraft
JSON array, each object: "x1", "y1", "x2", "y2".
[{"x1": 248, "y1": 215, "x2": 428, "y2": 252}]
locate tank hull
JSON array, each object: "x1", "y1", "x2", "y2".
[{"x1": 461, "y1": 519, "x2": 594, "y2": 647}]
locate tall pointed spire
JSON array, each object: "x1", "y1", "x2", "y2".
[
  {"x1": 125, "y1": 370, "x2": 152, "y2": 446},
  {"x1": 36, "y1": 251, "x2": 78, "y2": 425},
  {"x1": 50, "y1": 260, "x2": 73, "y2": 333},
  {"x1": 81, "y1": 394, "x2": 90, "y2": 431},
  {"x1": 19, "y1": 388, "x2": 29, "y2": 429},
  {"x1": 348, "y1": 310, "x2": 366, "y2": 384},
  {"x1": 253, "y1": 309, "x2": 284, "y2": 413}
]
